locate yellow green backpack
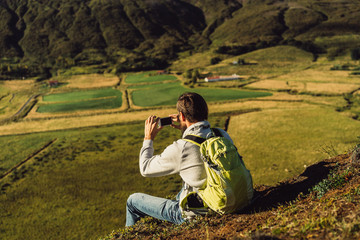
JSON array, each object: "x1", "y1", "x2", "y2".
[{"x1": 183, "y1": 128, "x2": 254, "y2": 214}]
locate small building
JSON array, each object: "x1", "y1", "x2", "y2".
[
  {"x1": 204, "y1": 74, "x2": 241, "y2": 82},
  {"x1": 48, "y1": 80, "x2": 59, "y2": 87},
  {"x1": 157, "y1": 70, "x2": 169, "y2": 75}
]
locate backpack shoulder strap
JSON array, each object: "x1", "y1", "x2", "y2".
[
  {"x1": 211, "y1": 128, "x2": 223, "y2": 137},
  {"x1": 183, "y1": 134, "x2": 206, "y2": 146},
  {"x1": 184, "y1": 128, "x2": 223, "y2": 146}
]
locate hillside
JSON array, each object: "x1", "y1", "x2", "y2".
[
  {"x1": 1, "y1": 0, "x2": 360, "y2": 78},
  {"x1": 102, "y1": 146, "x2": 360, "y2": 239}
]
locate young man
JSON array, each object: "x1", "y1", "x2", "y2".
[{"x1": 125, "y1": 92, "x2": 237, "y2": 227}]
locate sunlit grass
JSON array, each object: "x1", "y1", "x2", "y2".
[
  {"x1": 247, "y1": 80, "x2": 360, "y2": 94},
  {"x1": 0, "y1": 116, "x2": 227, "y2": 240},
  {"x1": 0, "y1": 80, "x2": 38, "y2": 121},
  {"x1": 60, "y1": 74, "x2": 119, "y2": 89},
  {"x1": 228, "y1": 105, "x2": 360, "y2": 186},
  {"x1": 0, "y1": 135, "x2": 54, "y2": 176}
]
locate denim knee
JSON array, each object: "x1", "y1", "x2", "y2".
[{"x1": 127, "y1": 193, "x2": 142, "y2": 208}]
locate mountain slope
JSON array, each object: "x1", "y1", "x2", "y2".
[{"x1": 1, "y1": 0, "x2": 360, "y2": 75}]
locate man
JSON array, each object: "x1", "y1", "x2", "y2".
[{"x1": 125, "y1": 92, "x2": 236, "y2": 227}]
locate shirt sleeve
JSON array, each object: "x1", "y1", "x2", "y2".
[{"x1": 139, "y1": 139, "x2": 181, "y2": 177}]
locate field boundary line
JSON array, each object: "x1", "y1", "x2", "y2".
[
  {"x1": 13, "y1": 94, "x2": 39, "y2": 118},
  {"x1": 0, "y1": 138, "x2": 57, "y2": 180}
]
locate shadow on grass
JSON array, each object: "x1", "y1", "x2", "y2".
[{"x1": 243, "y1": 153, "x2": 350, "y2": 213}]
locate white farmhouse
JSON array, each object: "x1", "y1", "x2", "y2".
[{"x1": 204, "y1": 74, "x2": 241, "y2": 82}]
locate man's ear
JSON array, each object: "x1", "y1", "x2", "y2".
[{"x1": 179, "y1": 112, "x2": 186, "y2": 121}]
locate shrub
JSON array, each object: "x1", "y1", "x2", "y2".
[
  {"x1": 310, "y1": 167, "x2": 353, "y2": 199},
  {"x1": 330, "y1": 64, "x2": 351, "y2": 71},
  {"x1": 351, "y1": 48, "x2": 360, "y2": 61},
  {"x1": 210, "y1": 57, "x2": 221, "y2": 65}
]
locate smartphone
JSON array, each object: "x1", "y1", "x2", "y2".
[{"x1": 158, "y1": 117, "x2": 172, "y2": 127}]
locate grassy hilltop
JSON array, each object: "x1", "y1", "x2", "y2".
[
  {"x1": 0, "y1": 0, "x2": 359, "y2": 239},
  {"x1": 103, "y1": 151, "x2": 360, "y2": 240}
]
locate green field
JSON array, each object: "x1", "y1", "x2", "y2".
[
  {"x1": 131, "y1": 82, "x2": 272, "y2": 107},
  {"x1": 42, "y1": 88, "x2": 121, "y2": 102},
  {"x1": 125, "y1": 72, "x2": 178, "y2": 84},
  {"x1": 37, "y1": 96, "x2": 122, "y2": 113},
  {"x1": 38, "y1": 88, "x2": 122, "y2": 113}
]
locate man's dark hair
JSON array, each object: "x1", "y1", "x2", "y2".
[{"x1": 177, "y1": 92, "x2": 208, "y2": 123}]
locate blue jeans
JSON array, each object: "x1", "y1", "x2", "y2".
[{"x1": 125, "y1": 192, "x2": 185, "y2": 227}]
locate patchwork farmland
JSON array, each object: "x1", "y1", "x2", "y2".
[{"x1": 0, "y1": 46, "x2": 359, "y2": 240}]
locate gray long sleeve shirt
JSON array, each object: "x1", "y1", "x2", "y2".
[{"x1": 139, "y1": 120, "x2": 233, "y2": 218}]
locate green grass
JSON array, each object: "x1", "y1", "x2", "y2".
[
  {"x1": 0, "y1": 116, "x2": 227, "y2": 240},
  {"x1": 38, "y1": 88, "x2": 122, "y2": 113},
  {"x1": 228, "y1": 106, "x2": 360, "y2": 186},
  {"x1": 42, "y1": 88, "x2": 121, "y2": 102},
  {"x1": 131, "y1": 82, "x2": 272, "y2": 107},
  {"x1": 125, "y1": 72, "x2": 177, "y2": 84},
  {"x1": 0, "y1": 135, "x2": 54, "y2": 176},
  {"x1": 0, "y1": 124, "x2": 179, "y2": 240},
  {"x1": 310, "y1": 167, "x2": 353, "y2": 199},
  {"x1": 37, "y1": 96, "x2": 122, "y2": 113}
]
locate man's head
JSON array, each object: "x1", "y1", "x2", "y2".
[{"x1": 176, "y1": 92, "x2": 208, "y2": 124}]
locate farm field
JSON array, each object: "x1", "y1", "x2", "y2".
[
  {"x1": 246, "y1": 79, "x2": 360, "y2": 94},
  {"x1": 124, "y1": 71, "x2": 177, "y2": 84},
  {"x1": 37, "y1": 96, "x2": 123, "y2": 113},
  {"x1": 0, "y1": 79, "x2": 39, "y2": 121},
  {"x1": 0, "y1": 45, "x2": 359, "y2": 239},
  {"x1": 130, "y1": 82, "x2": 272, "y2": 107},
  {"x1": 42, "y1": 88, "x2": 121, "y2": 102},
  {"x1": 59, "y1": 74, "x2": 119, "y2": 89},
  {"x1": 38, "y1": 88, "x2": 123, "y2": 113}
]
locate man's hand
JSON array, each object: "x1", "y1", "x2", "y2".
[
  {"x1": 144, "y1": 115, "x2": 162, "y2": 140},
  {"x1": 169, "y1": 114, "x2": 181, "y2": 130}
]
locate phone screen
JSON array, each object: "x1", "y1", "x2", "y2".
[{"x1": 159, "y1": 117, "x2": 172, "y2": 127}]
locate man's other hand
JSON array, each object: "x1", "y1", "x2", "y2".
[
  {"x1": 169, "y1": 114, "x2": 181, "y2": 130},
  {"x1": 144, "y1": 115, "x2": 162, "y2": 140}
]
